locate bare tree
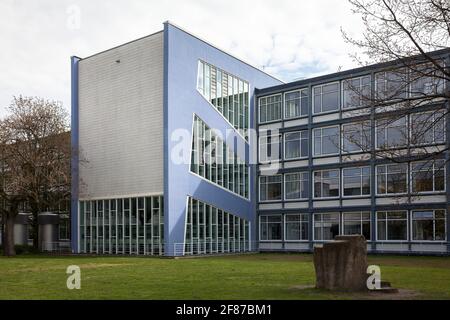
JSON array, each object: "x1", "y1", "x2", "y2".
[{"x1": 0, "y1": 96, "x2": 71, "y2": 255}]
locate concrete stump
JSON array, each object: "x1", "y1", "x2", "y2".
[{"x1": 313, "y1": 235, "x2": 368, "y2": 291}]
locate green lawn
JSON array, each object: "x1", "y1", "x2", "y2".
[{"x1": 0, "y1": 253, "x2": 449, "y2": 299}]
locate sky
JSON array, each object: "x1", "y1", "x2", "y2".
[{"x1": 0, "y1": 0, "x2": 365, "y2": 117}]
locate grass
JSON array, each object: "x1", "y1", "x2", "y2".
[{"x1": 0, "y1": 253, "x2": 449, "y2": 299}]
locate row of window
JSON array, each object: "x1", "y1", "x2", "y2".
[
  {"x1": 79, "y1": 196, "x2": 164, "y2": 255},
  {"x1": 185, "y1": 197, "x2": 250, "y2": 255},
  {"x1": 197, "y1": 60, "x2": 250, "y2": 137},
  {"x1": 191, "y1": 115, "x2": 249, "y2": 198},
  {"x1": 259, "y1": 160, "x2": 445, "y2": 201},
  {"x1": 260, "y1": 210, "x2": 447, "y2": 242},
  {"x1": 259, "y1": 110, "x2": 445, "y2": 162},
  {"x1": 259, "y1": 63, "x2": 445, "y2": 123}
]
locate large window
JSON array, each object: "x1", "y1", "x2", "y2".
[
  {"x1": 284, "y1": 130, "x2": 309, "y2": 159},
  {"x1": 259, "y1": 94, "x2": 282, "y2": 123},
  {"x1": 342, "y1": 167, "x2": 371, "y2": 197},
  {"x1": 410, "y1": 63, "x2": 445, "y2": 97},
  {"x1": 284, "y1": 172, "x2": 309, "y2": 200},
  {"x1": 411, "y1": 160, "x2": 445, "y2": 193},
  {"x1": 343, "y1": 212, "x2": 371, "y2": 240},
  {"x1": 259, "y1": 175, "x2": 282, "y2": 202},
  {"x1": 411, "y1": 210, "x2": 446, "y2": 241},
  {"x1": 376, "y1": 116, "x2": 408, "y2": 149},
  {"x1": 285, "y1": 214, "x2": 309, "y2": 241},
  {"x1": 342, "y1": 122, "x2": 371, "y2": 153},
  {"x1": 375, "y1": 69, "x2": 408, "y2": 100},
  {"x1": 376, "y1": 211, "x2": 408, "y2": 241},
  {"x1": 410, "y1": 110, "x2": 446, "y2": 145},
  {"x1": 376, "y1": 164, "x2": 408, "y2": 195},
  {"x1": 314, "y1": 213, "x2": 340, "y2": 241},
  {"x1": 343, "y1": 75, "x2": 371, "y2": 109},
  {"x1": 260, "y1": 215, "x2": 282, "y2": 241},
  {"x1": 197, "y1": 61, "x2": 249, "y2": 136},
  {"x1": 314, "y1": 169, "x2": 340, "y2": 198},
  {"x1": 285, "y1": 89, "x2": 309, "y2": 118},
  {"x1": 259, "y1": 134, "x2": 281, "y2": 163},
  {"x1": 191, "y1": 115, "x2": 249, "y2": 198},
  {"x1": 313, "y1": 126, "x2": 340, "y2": 156},
  {"x1": 313, "y1": 82, "x2": 340, "y2": 114},
  {"x1": 185, "y1": 197, "x2": 250, "y2": 255}
]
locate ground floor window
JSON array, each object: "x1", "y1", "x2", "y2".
[
  {"x1": 260, "y1": 215, "x2": 282, "y2": 241},
  {"x1": 411, "y1": 209, "x2": 446, "y2": 241},
  {"x1": 285, "y1": 214, "x2": 309, "y2": 241},
  {"x1": 79, "y1": 195, "x2": 164, "y2": 255},
  {"x1": 342, "y1": 212, "x2": 371, "y2": 240},
  {"x1": 185, "y1": 197, "x2": 250, "y2": 255},
  {"x1": 376, "y1": 211, "x2": 407, "y2": 241},
  {"x1": 313, "y1": 213, "x2": 340, "y2": 241}
]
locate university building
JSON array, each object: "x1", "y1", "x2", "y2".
[{"x1": 71, "y1": 22, "x2": 450, "y2": 256}]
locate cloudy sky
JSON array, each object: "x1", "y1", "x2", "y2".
[{"x1": 0, "y1": 0, "x2": 365, "y2": 116}]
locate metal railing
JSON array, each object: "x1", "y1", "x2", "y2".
[{"x1": 174, "y1": 241, "x2": 259, "y2": 256}]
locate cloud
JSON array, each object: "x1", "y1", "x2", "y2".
[{"x1": 0, "y1": 0, "x2": 365, "y2": 117}]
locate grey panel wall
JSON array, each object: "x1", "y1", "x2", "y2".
[{"x1": 78, "y1": 32, "x2": 164, "y2": 199}]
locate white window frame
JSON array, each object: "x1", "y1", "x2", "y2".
[
  {"x1": 375, "y1": 164, "x2": 408, "y2": 196},
  {"x1": 312, "y1": 81, "x2": 341, "y2": 115},
  {"x1": 375, "y1": 115, "x2": 409, "y2": 150},
  {"x1": 342, "y1": 212, "x2": 372, "y2": 241},
  {"x1": 283, "y1": 130, "x2": 309, "y2": 160},
  {"x1": 410, "y1": 160, "x2": 446, "y2": 194},
  {"x1": 313, "y1": 125, "x2": 341, "y2": 157},
  {"x1": 284, "y1": 172, "x2": 309, "y2": 201},
  {"x1": 312, "y1": 212, "x2": 341, "y2": 241},
  {"x1": 258, "y1": 134, "x2": 281, "y2": 164},
  {"x1": 258, "y1": 93, "x2": 283, "y2": 124},
  {"x1": 313, "y1": 169, "x2": 340, "y2": 199},
  {"x1": 375, "y1": 210, "x2": 409, "y2": 242},
  {"x1": 410, "y1": 110, "x2": 446, "y2": 146},
  {"x1": 410, "y1": 209, "x2": 447, "y2": 242},
  {"x1": 259, "y1": 214, "x2": 283, "y2": 242},
  {"x1": 284, "y1": 213, "x2": 309, "y2": 242},
  {"x1": 342, "y1": 75, "x2": 371, "y2": 110},
  {"x1": 341, "y1": 121, "x2": 371, "y2": 154},
  {"x1": 342, "y1": 166, "x2": 371, "y2": 198},
  {"x1": 374, "y1": 69, "x2": 408, "y2": 101},
  {"x1": 284, "y1": 88, "x2": 309, "y2": 119},
  {"x1": 259, "y1": 175, "x2": 283, "y2": 203}
]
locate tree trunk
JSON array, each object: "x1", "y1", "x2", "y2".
[{"x1": 3, "y1": 213, "x2": 16, "y2": 256}]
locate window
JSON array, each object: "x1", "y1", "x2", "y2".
[
  {"x1": 376, "y1": 164, "x2": 408, "y2": 195},
  {"x1": 343, "y1": 212, "x2": 371, "y2": 240},
  {"x1": 314, "y1": 169, "x2": 340, "y2": 198},
  {"x1": 343, "y1": 75, "x2": 371, "y2": 109},
  {"x1": 376, "y1": 211, "x2": 408, "y2": 241},
  {"x1": 259, "y1": 94, "x2": 282, "y2": 123},
  {"x1": 314, "y1": 213, "x2": 340, "y2": 240},
  {"x1": 342, "y1": 167, "x2": 371, "y2": 197},
  {"x1": 284, "y1": 130, "x2": 309, "y2": 159},
  {"x1": 375, "y1": 69, "x2": 408, "y2": 100},
  {"x1": 285, "y1": 89, "x2": 309, "y2": 118},
  {"x1": 411, "y1": 160, "x2": 445, "y2": 193},
  {"x1": 284, "y1": 172, "x2": 309, "y2": 200},
  {"x1": 285, "y1": 214, "x2": 309, "y2": 240},
  {"x1": 260, "y1": 215, "x2": 282, "y2": 241},
  {"x1": 342, "y1": 122, "x2": 371, "y2": 153},
  {"x1": 259, "y1": 175, "x2": 282, "y2": 201},
  {"x1": 313, "y1": 82, "x2": 340, "y2": 114},
  {"x1": 259, "y1": 134, "x2": 281, "y2": 163},
  {"x1": 58, "y1": 214, "x2": 70, "y2": 240},
  {"x1": 411, "y1": 110, "x2": 445, "y2": 145},
  {"x1": 313, "y1": 126, "x2": 340, "y2": 156},
  {"x1": 376, "y1": 116, "x2": 408, "y2": 149},
  {"x1": 411, "y1": 210, "x2": 446, "y2": 241},
  {"x1": 410, "y1": 63, "x2": 445, "y2": 97}
]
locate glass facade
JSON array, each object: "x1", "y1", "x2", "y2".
[
  {"x1": 185, "y1": 197, "x2": 250, "y2": 255},
  {"x1": 79, "y1": 195, "x2": 164, "y2": 255},
  {"x1": 191, "y1": 115, "x2": 249, "y2": 198}
]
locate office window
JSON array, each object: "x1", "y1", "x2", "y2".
[
  {"x1": 285, "y1": 172, "x2": 309, "y2": 200},
  {"x1": 342, "y1": 167, "x2": 371, "y2": 197},
  {"x1": 343, "y1": 76, "x2": 371, "y2": 109},
  {"x1": 342, "y1": 122, "x2": 371, "y2": 153},
  {"x1": 314, "y1": 169, "x2": 340, "y2": 198},
  {"x1": 376, "y1": 211, "x2": 408, "y2": 241},
  {"x1": 284, "y1": 130, "x2": 309, "y2": 159},
  {"x1": 285, "y1": 89, "x2": 309, "y2": 118},
  {"x1": 410, "y1": 63, "x2": 445, "y2": 97},
  {"x1": 314, "y1": 213, "x2": 340, "y2": 241},
  {"x1": 376, "y1": 116, "x2": 408, "y2": 149},
  {"x1": 313, "y1": 126, "x2": 340, "y2": 156},
  {"x1": 343, "y1": 212, "x2": 371, "y2": 240},
  {"x1": 376, "y1": 164, "x2": 408, "y2": 195},
  {"x1": 410, "y1": 110, "x2": 445, "y2": 145},
  {"x1": 375, "y1": 69, "x2": 408, "y2": 100},
  {"x1": 259, "y1": 175, "x2": 282, "y2": 201},
  {"x1": 411, "y1": 210, "x2": 446, "y2": 241},
  {"x1": 285, "y1": 214, "x2": 309, "y2": 241},
  {"x1": 313, "y1": 82, "x2": 340, "y2": 114},
  {"x1": 259, "y1": 94, "x2": 282, "y2": 123},
  {"x1": 411, "y1": 160, "x2": 445, "y2": 193},
  {"x1": 259, "y1": 134, "x2": 281, "y2": 163},
  {"x1": 260, "y1": 215, "x2": 282, "y2": 241}
]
